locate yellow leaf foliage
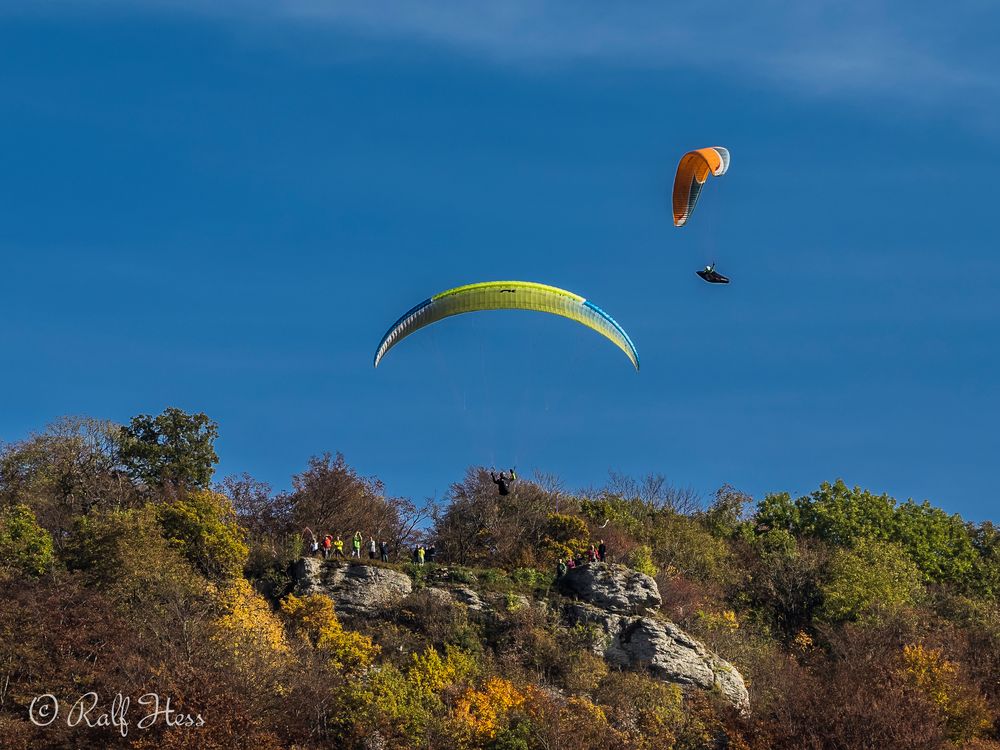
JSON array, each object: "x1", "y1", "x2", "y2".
[
  {"x1": 212, "y1": 578, "x2": 290, "y2": 697},
  {"x1": 280, "y1": 592, "x2": 379, "y2": 672},
  {"x1": 354, "y1": 646, "x2": 483, "y2": 747},
  {"x1": 407, "y1": 644, "x2": 479, "y2": 699},
  {"x1": 453, "y1": 677, "x2": 525, "y2": 739},
  {"x1": 792, "y1": 630, "x2": 814, "y2": 652},
  {"x1": 696, "y1": 609, "x2": 739, "y2": 631},
  {"x1": 280, "y1": 592, "x2": 337, "y2": 645},
  {"x1": 901, "y1": 643, "x2": 991, "y2": 744},
  {"x1": 215, "y1": 578, "x2": 288, "y2": 658},
  {"x1": 320, "y1": 625, "x2": 380, "y2": 673}
]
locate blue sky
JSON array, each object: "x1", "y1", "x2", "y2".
[{"x1": 1, "y1": 2, "x2": 998, "y2": 520}]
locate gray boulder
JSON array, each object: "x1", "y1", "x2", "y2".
[
  {"x1": 565, "y1": 601, "x2": 749, "y2": 712},
  {"x1": 452, "y1": 587, "x2": 486, "y2": 613},
  {"x1": 421, "y1": 587, "x2": 456, "y2": 608},
  {"x1": 558, "y1": 563, "x2": 661, "y2": 614},
  {"x1": 292, "y1": 559, "x2": 412, "y2": 616},
  {"x1": 617, "y1": 618, "x2": 749, "y2": 712}
]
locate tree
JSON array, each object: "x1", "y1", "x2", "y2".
[
  {"x1": 744, "y1": 625, "x2": 948, "y2": 750},
  {"x1": 892, "y1": 500, "x2": 978, "y2": 587},
  {"x1": 580, "y1": 476, "x2": 733, "y2": 585},
  {"x1": 453, "y1": 677, "x2": 526, "y2": 741},
  {"x1": 0, "y1": 504, "x2": 54, "y2": 576},
  {"x1": 742, "y1": 534, "x2": 827, "y2": 640},
  {"x1": 795, "y1": 480, "x2": 897, "y2": 547},
  {"x1": 63, "y1": 505, "x2": 216, "y2": 637},
  {"x1": 820, "y1": 539, "x2": 923, "y2": 623},
  {"x1": 280, "y1": 592, "x2": 379, "y2": 672},
  {"x1": 602, "y1": 471, "x2": 700, "y2": 515},
  {"x1": 652, "y1": 513, "x2": 733, "y2": 585},
  {"x1": 356, "y1": 645, "x2": 481, "y2": 746},
  {"x1": 284, "y1": 453, "x2": 423, "y2": 555},
  {"x1": 541, "y1": 513, "x2": 590, "y2": 562},
  {"x1": 701, "y1": 484, "x2": 753, "y2": 539},
  {"x1": 900, "y1": 643, "x2": 991, "y2": 744},
  {"x1": 0, "y1": 417, "x2": 138, "y2": 546},
  {"x1": 433, "y1": 467, "x2": 563, "y2": 568},
  {"x1": 629, "y1": 544, "x2": 658, "y2": 577},
  {"x1": 221, "y1": 473, "x2": 287, "y2": 539},
  {"x1": 0, "y1": 574, "x2": 142, "y2": 749},
  {"x1": 969, "y1": 521, "x2": 1000, "y2": 600},
  {"x1": 595, "y1": 672, "x2": 684, "y2": 749},
  {"x1": 754, "y1": 491, "x2": 800, "y2": 535},
  {"x1": 156, "y1": 489, "x2": 249, "y2": 580},
  {"x1": 219, "y1": 473, "x2": 302, "y2": 587},
  {"x1": 213, "y1": 577, "x2": 291, "y2": 699},
  {"x1": 119, "y1": 407, "x2": 219, "y2": 489}
]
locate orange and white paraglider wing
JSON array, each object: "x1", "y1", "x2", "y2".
[{"x1": 672, "y1": 146, "x2": 730, "y2": 227}]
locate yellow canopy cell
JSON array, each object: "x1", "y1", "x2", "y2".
[{"x1": 373, "y1": 281, "x2": 639, "y2": 370}]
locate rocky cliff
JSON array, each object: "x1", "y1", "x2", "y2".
[
  {"x1": 293, "y1": 557, "x2": 412, "y2": 616},
  {"x1": 558, "y1": 563, "x2": 749, "y2": 712},
  {"x1": 292, "y1": 558, "x2": 749, "y2": 712}
]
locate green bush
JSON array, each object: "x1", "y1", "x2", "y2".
[
  {"x1": 821, "y1": 538, "x2": 923, "y2": 623},
  {"x1": 510, "y1": 567, "x2": 549, "y2": 592},
  {"x1": 403, "y1": 562, "x2": 430, "y2": 587},
  {"x1": 155, "y1": 489, "x2": 249, "y2": 580},
  {"x1": 629, "y1": 544, "x2": 658, "y2": 577},
  {"x1": 449, "y1": 566, "x2": 478, "y2": 584},
  {"x1": 0, "y1": 503, "x2": 55, "y2": 576},
  {"x1": 478, "y1": 568, "x2": 511, "y2": 589}
]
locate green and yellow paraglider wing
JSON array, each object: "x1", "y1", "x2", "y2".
[
  {"x1": 672, "y1": 146, "x2": 730, "y2": 227},
  {"x1": 373, "y1": 281, "x2": 639, "y2": 370}
]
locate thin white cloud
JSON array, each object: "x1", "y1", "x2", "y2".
[{"x1": 9, "y1": 0, "x2": 1000, "y2": 111}]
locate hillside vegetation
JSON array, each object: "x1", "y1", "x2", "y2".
[{"x1": 1, "y1": 409, "x2": 999, "y2": 749}]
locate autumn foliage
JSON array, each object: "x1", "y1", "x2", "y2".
[{"x1": 1, "y1": 411, "x2": 999, "y2": 749}]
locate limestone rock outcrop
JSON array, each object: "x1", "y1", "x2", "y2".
[
  {"x1": 292, "y1": 559, "x2": 749, "y2": 711},
  {"x1": 293, "y1": 558, "x2": 412, "y2": 616},
  {"x1": 557, "y1": 562, "x2": 661, "y2": 614},
  {"x1": 565, "y1": 600, "x2": 749, "y2": 712}
]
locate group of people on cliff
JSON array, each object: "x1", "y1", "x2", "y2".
[
  {"x1": 556, "y1": 540, "x2": 607, "y2": 578},
  {"x1": 309, "y1": 531, "x2": 391, "y2": 563},
  {"x1": 306, "y1": 525, "x2": 607, "y2": 577},
  {"x1": 307, "y1": 531, "x2": 444, "y2": 567},
  {"x1": 304, "y1": 468, "x2": 518, "y2": 566},
  {"x1": 410, "y1": 544, "x2": 437, "y2": 566}
]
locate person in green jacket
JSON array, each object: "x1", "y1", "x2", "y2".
[{"x1": 352, "y1": 531, "x2": 363, "y2": 559}]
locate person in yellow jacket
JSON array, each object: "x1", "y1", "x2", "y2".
[{"x1": 333, "y1": 537, "x2": 344, "y2": 558}]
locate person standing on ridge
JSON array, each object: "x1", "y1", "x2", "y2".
[
  {"x1": 380, "y1": 540, "x2": 389, "y2": 563},
  {"x1": 352, "y1": 531, "x2": 363, "y2": 559}
]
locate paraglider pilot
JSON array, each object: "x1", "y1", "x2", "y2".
[
  {"x1": 491, "y1": 468, "x2": 517, "y2": 496},
  {"x1": 696, "y1": 264, "x2": 730, "y2": 284}
]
